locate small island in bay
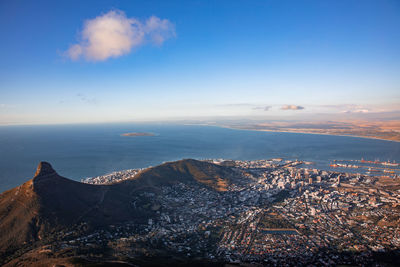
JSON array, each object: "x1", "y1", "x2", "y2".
[{"x1": 121, "y1": 132, "x2": 156, "y2": 137}]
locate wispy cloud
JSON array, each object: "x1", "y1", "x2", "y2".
[
  {"x1": 218, "y1": 103, "x2": 255, "y2": 107},
  {"x1": 65, "y1": 10, "x2": 175, "y2": 62},
  {"x1": 77, "y1": 93, "x2": 97, "y2": 104},
  {"x1": 281, "y1": 105, "x2": 304, "y2": 110},
  {"x1": 337, "y1": 104, "x2": 371, "y2": 114},
  {"x1": 253, "y1": 106, "x2": 271, "y2": 111},
  {"x1": 145, "y1": 16, "x2": 176, "y2": 45},
  {"x1": 342, "y1": 109, "x2": 370, "y2": 114},
  {"x1": 309, "y1": 104, "x2": 397, "y2": 114},
  {"x1": 0, "y1": 104, "x2": 14, "y2": 109}
]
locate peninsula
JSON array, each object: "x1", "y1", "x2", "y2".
[{"x1": 205, "y1": 119, "x2": 400, "y2": 142}]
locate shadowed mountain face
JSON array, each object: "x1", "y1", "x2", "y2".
[{"x1": 0, "y1": 159, "x2": 235, "y2": 260}]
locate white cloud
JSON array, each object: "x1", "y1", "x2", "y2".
[
  {"x1": 281, "y1": 105, "x2": 304, "y2": 110},
  {"x1": 65, "y1": 10, "x2": 175, "y2": 62}
]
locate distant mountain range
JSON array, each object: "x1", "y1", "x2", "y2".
[{"x1": 0, "y1": 159, "x2": 236, "y2": 265}]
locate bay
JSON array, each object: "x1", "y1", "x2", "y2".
[{"x1": 0, "y1": 123, "x2": 399, "y2": 192}]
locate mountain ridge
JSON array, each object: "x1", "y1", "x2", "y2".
[{"x1": 0, "y1": 159, "x2": 237, "y2": 263}]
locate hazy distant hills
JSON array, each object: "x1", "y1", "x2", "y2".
[{"x1": 0, "y1": 159, "x2": 236, "y2": 263}]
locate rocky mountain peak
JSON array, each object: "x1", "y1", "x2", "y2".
[{"x1": 34, "y1": 162, "x2": 57, "y2": 178}]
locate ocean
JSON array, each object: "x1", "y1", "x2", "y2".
[{"x1": 0, "y1": 123, "x2": 399, "y2": 193}]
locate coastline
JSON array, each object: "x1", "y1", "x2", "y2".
[{"x1": 208, "y1": 124, "x2": 400, "y2": 143}]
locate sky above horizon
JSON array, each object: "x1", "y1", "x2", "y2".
[{"x1": 0, "y1": 0, "x2": 399, "y2": 125}]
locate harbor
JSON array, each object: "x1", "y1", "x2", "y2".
[{"x1": 329, "y1": 159, "x2": 400, "y2": 178}]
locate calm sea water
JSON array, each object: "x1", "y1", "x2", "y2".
[{"x1": 0, "y1": 123, "x2": 399, "y2": 193}]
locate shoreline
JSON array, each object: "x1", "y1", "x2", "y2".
[{"x1": 206, "y1": 124, "x2": 400, "y2": 143}]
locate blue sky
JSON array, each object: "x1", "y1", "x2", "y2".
[{"x1": 0, "y1": 0, "x2": 399, "y2": 124}]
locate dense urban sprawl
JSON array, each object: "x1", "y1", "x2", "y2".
[{"x1": 61, "y1": 159, "x2": 400, "y2": 265}]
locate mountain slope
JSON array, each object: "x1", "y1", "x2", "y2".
[
  {"x1": 121, "y1": 158, "x2": 237, "y2": 191},
  {"x1": 0, "y1": 162, "x2": 134, "y2": 258},
  {"x1": 0, "y1": 159, "x2": 236, "y2": 261}
]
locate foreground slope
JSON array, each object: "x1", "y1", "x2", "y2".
[
  {"x1": 0, "y1": 162, "x2": 133, "y2": 258},
  {"x1": 0, "y1": 159, "x2": 236, "y2": 262}
]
